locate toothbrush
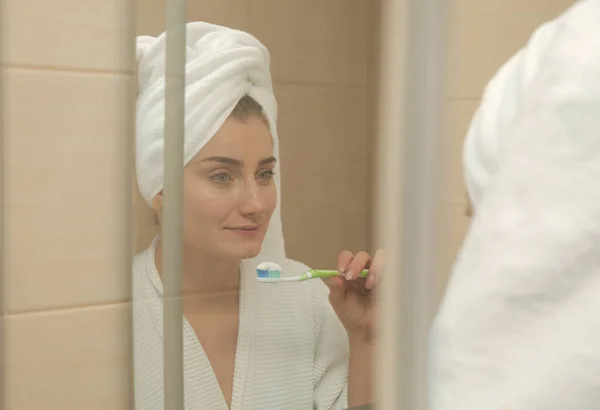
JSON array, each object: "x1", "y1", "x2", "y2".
[{"x1": 256, "y1": 261, "x2": 368, "y2": 283}]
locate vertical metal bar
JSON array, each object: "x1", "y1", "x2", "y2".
[
  {"x1": 0, "y1": 0, "x2": 5, "y2": 407},
  {"x1": 374, "y1": 0, "x2": 408, "y2": 407},
  {"x1": 397, "y1": 0, "x2": 447, "y2": 408},
  {"x1": 375, "y1": 0, "x2": 448, "y2": 407},
  {"x1": 163, "y1": 0, "x2": 186, "y2": 409},
  {"x1": 126, "y1": 4, "x2": 137, "y2": 409}
]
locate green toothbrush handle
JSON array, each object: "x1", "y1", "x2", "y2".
[{"x1": 309, "y1": 269, "x2": 369, "y2": 279}]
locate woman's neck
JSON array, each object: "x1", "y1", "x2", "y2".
[{"x1": 154, "y1": 237, "x2": 241, "y2": 307}]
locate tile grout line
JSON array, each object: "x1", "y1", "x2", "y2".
[
  {"x1": 439, "y1": 199, "x2": 468, "y2": 206},
  {"x1": 0, "y1": 63, "x2": 134, "y2": 76},
  {"x1": 445, "y1": 96, "x2": 481, "y2": 101},
  {"x1": 0, "y1": 64, "x2": 369, "y2": 88},
  {"x1": 273, "y1": 79, "x2": 368, "y2": 89},
  {"x1": 6, "y1": 299, "x2": 132, "y2": 318}
]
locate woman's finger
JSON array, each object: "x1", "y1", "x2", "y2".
[
  {"x1": 327, "y1": 277, "x2": 346, "y2": 315},
  {"x1": 328, "y1": 276, "x2": 345, "y2": 289},
  {"x1": 344, "y1": 276, "x2": 370, "y2": 298},
  {"x1": 366, "y1": 249, "x2": 386, "y2": 289},
  {"x1": 346, "y1": 251, "x2": 372, "y2": 280},
  {"x1": 336, "y1": 250, "x2": 355, "y2": 275}
]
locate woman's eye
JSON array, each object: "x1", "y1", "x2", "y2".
[
  {"x1": 257, "y1": 169, "x2": 275, "y2": 181},
  {"x1": 210, "y1": 173, "x2": 232, "y2": 183}
]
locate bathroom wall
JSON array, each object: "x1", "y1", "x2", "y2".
[
  {"x1": 134, "y1": 0, "x2": 379, "y2": 269},
  {"x1": 434, "y1": 0, "x2": 575, "y2": 301},
  {"x1": 0, "y1": 1, "x2": 136, "y2": 409}
]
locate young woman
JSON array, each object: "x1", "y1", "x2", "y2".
[{"x1": 133, "y1": 22, "x2": 379, "y2": 409}]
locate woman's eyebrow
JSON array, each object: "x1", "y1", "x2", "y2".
[
  {"x1": 258, "y1": 156, "x2": 276, "y2": 166},
  {"x1": 199, "y1": 156, "x2": 243, "y2": 166},
  {"x1": 197, "y1": 156, "x2": 276, "y2": 166}
]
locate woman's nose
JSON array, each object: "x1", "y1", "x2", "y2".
[{"x1": 239, "y1": 182, "x2": 265, "y2": 215}]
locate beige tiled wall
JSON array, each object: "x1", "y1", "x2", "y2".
[
  {"x1": 435, "y1": 0, "x2": 575, "y2": 300},
  {"x1": 135, "y1": 0, "x2": 378, "y2": 269},
  {"x1": 0, "y1": 1, "x2": 135, "y2": 409}
]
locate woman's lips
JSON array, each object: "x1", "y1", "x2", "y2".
[{"x1": 225, "y1": 226, "x2": 261, "y2": 236}]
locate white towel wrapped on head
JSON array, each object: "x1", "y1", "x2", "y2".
[
  {"x1": 136, "y1": 22, "x2": 278, "y2": 204},
  {"x1": 462, "y1": 20, "x2": 557, "y2": 208},
  {"x1": 135, "y1": 21, "x2": 284, "y2": 258}
]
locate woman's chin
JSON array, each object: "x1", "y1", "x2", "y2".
[
  {"x1": 218, "y1": 242, "x2": 263, "y2": 260},
  {"x1": 208, "y1": 231, "x2": 267, "y2": 260}
]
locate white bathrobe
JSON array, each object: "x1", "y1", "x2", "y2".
[
  {"x1": 133, "y1": 22, "x2": 349, "y2": 409},
  {"x1": 430, "y1": 0, "x2": 600, "y2": 409},
  {"x1": 133, "y1": 238, "x2": 349, "y2": 410}
]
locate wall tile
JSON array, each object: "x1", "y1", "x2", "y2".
[
  {"x1": 0, "y1": 67, "x2": 4, "y2": 314},
  {"x1": 137, "y1": 0, "x2": 249, "y2": 35},
  {"x1": 343, "y1": 97, "x2": 371, "y2": 254},
  {"x1": 4, "y1": 304, "x2": 132, "y2": 410},
  {"x1": 248, "y1": 0, "x2": 369, "y2": 86},
  {"x1": 446, "y1": 0, "x2": 573, "y2": 98},
  {"x1": 276, "y1": 83, "x2": 368, "y2": 268},
  {"x1": 365, "y1": 0, "x2": 380, "y2": 252},
  {"x1": 2, "y1": 0, "x2": 135, "y2": 72},
  {"x1": 343, "y1": 165, "x2": 372, "y2": 255},
  {"x1": 3, "y1": 68, "x2": 133, "y2": 313}
]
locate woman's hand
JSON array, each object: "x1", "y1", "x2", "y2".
[{"x1": 326, "y1": 249, "x2": 385, "y2": 345}]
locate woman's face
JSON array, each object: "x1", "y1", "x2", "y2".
[{"x1": 158, "y1": 116, "x2": 277, "y2": 260}]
